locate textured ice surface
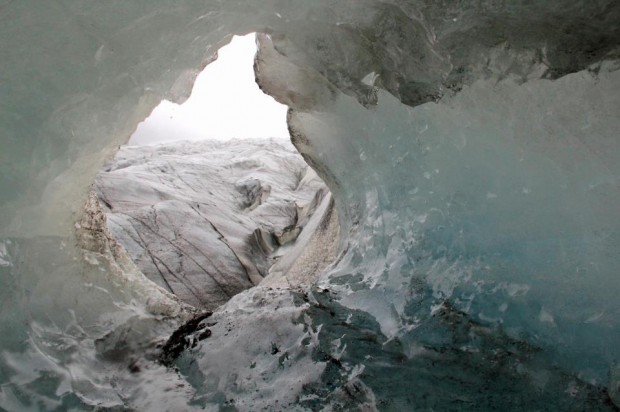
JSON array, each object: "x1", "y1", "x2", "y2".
[
  {"x1": 290, "y1": 70, "x2": 620, "y2": 399},
  {"x1": 0, "y1": 1, "x2": 619, "y2": 410},
  {"x1": 96, "y1": 138, "x2": 327, "y2": 309}
]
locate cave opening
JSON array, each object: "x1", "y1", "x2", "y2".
[{"x1": 94, "y1": 33, "x2": 336, "y2": 311}]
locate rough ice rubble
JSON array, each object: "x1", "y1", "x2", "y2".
[{"x1": 0, "y1": 1, "x2": 619, "y2": 410}]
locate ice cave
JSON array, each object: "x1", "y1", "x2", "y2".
[{"x1": 1, "y1": 1, "x2": 619, "y2": 411}]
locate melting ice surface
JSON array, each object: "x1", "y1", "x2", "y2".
[{"x1": 1, "y1": 1, "x2": 620, "y2": 410}]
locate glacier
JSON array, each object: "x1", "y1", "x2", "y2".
[
  {"x1": 95, "y1": 138, "x2": 330, "y2": 309},
  {"x1": 1, "y1": 1, "x2": 619, "y2": 410}
]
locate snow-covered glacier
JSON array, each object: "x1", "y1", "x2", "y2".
[
  {"x1": 1, "y1": 1, "x2": 619, "y2": 410},
  {"x1": 96, "y1": 138, "x2": 330, "y2": 310}
]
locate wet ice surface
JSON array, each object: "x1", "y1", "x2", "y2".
[
  {"x1": 289, "y1": 68, "x2": 620, "y2": 396},
  {"x1": 96, "y1": 138, "x2": 327, "y2": 310}
]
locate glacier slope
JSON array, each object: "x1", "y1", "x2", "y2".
[{"x1": 96, "y1": 138, "x2": 328, "y2": 310}]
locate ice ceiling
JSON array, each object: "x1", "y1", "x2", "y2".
[{"x1": 1, "y1": 1, "x2": 619, "y2": 410}]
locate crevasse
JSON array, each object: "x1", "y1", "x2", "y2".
[{"x1": 0, "y1": 1, "x2": 619, "y2": 410}]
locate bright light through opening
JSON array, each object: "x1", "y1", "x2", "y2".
[{"x1": 128, "y1": 33, "x2": 288, "y2": 145}]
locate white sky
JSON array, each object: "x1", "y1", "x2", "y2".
[{"x1": 128, "y1": 33, "x2": 288, "y2": 145}]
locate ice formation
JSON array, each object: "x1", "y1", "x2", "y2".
[{"x1": 0, "y1": 1, "x2": 619, "y2": 410}]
